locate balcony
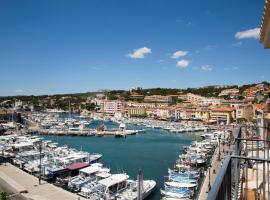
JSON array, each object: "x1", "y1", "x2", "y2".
[{"x1": 208, "y1": 125, "x2": 270, "y2": 200}]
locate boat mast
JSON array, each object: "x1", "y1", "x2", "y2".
[
  {"x1": 69, "y1": 100, "x2": 71, "y2": 119},
  {"x1": 137, "y1": 170, "x2": 143, "y2": 200}
]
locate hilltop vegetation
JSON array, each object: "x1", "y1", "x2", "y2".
[{"x1": 0, "y1": 82, "x2": 269, "y2": 112}]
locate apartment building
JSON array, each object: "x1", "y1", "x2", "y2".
[
  {"x1": 219, "y1": 88, "x2": 239, "y2": 96},
  {"x1": 174, "y1": 107, "x2": 196, "y2": 120},
  {"x1": 202, "y1": 97, "x2": 222, "y2": 106},
  {"x1": 236, "y1": 103, "x2": 254, "y2": 121},
  {"x1": 127, "y1": 101, "x2": 168, "y2": 108},
  {"x1": 99, "y1": 100, "x2": 125, "y2": 114},
  {"x1": 195, "y1": 107, "x2": 211, "y2": 121},
  {"x1": 221, "y1": 100, "x2": 243, "y2": 108},
  {"x1": 152, "y1": 107, "x2": 174, "y2": 119},
  {"x1": 129, "y1": 93, "x2": 144, "y2": 100},
  {"x1": 210, "y1": 106, "x2": 236, "y2": 125},
  {"x1": 186, "y1": 93, "x2": 222, "y2": 106},
  {"x1": 125, "y1": 107, "x2": 146, "y2": 117},
  {"x1": 144, "y1": 95, "x2": 173, "y2": 103},
  {"x1": 186, "y1": 93, "x2": 203, "y2": 103}
]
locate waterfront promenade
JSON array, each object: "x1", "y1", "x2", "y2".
[
  {"x1": 0, "y1": 163, "x2": 90, "y2": 200},
  {"x1": 198, "y1": 139, "x2": 234, "y2": 200}
]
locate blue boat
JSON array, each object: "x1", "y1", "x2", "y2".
[
  {"x1": 161, "y1": 186, "x2": 193, "y2": 198},
  {"x1": 168, "y1": 176, "x2": 197, "y2": 184}
]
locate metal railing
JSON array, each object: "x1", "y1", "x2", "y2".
[
  {"x1": 208, "y1": 125, "x2": 270, "y2": 200},
  {"x1": 208, "y1": 155, "x2": 270, "y2": 200},
  {"x1": 207, "y1": 156, "x2": 232, "y2": 200}
]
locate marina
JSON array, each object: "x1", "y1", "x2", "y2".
[
  {"x1": 0, "y1": 113, "x2": 233, "y2": 200},
  {"x1": 0, "y1": 132, "x2": 157, "y2": 200},
  {"x1": 0, "y1": 111, "x2": 238, "y2": 200},
  {"x1": 0, "y1": 0, "x2": 269, "y2": 199},
  {"x1": 24, "y1": 113, "x2": 214, "y2": 137},
  {"x1": 38, "y1": 120, "x2": 205, "y2": 200},
  {"x1": 160, "y1": 130, "x2": 233, "y2": 200}
]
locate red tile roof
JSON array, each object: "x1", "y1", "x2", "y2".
[{"x1": 254, "y1": 104, "x2": 268, "y2": 110}]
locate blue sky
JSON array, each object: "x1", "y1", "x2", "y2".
[{"x1": 0, "y1": 0, "x2": 269, "y2": 96}]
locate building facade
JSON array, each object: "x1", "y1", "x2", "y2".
[
  {"x1": 99, "y1": 100, "x2": 125, "y2": 114},
  {"x1": 210, "y1": 107, "x2": 236, "y2": 125},
  {"x1": 144, "y1": 95, "x2": 173, "y2": 103},
  {"x1": 260, "y1": 0, "x2": 270, "y2": 48},
  {"x1": 236, "y1": 104, "x2": 254, "y2": 121}
]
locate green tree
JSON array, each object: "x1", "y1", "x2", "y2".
[
  {"x1": 0, "y1": 191, "x2": 7, "y2": 200},
  {"x1": 85, "y1": 103, "x2": 96, "y2": 111}
]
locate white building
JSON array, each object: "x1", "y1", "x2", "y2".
[
  {"x1": 186, "y1": 93, "x2": 221, "y2": 106},
  {"x1": 127, "y1": 102, "x2": 168, "y2": 108},
  {"x1": 202, "y1": 97, "x2": 222, "y2": 106},
  {"x1": 153, "y1": 108, "x2": 172, "y2": 119},
  {"x1": 186, "y1": 93, "x2": 204, "y2": 103},
  {"x1": 14, "y1": 100, "x2": 23, "y2": 109},
  {"x1": 221, "y1": 100, "x2": 243, "y2": 108},
  {"x1": 219, "y1": 88, "x2": 239, "y2": 96},
  {"x1": 144, "y1": 95, "x2": 172, "y2": 103},
  {"x1": 99, "y1": 100, "x2": 125, "y2": 114}
]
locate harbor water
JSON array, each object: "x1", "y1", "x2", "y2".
[{"x1": 41, "y1": 120, "x2": 202, "y2": 200}]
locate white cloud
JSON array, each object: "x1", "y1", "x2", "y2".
[
  {"x1": 176, "y1": 60, "x2": 189, "y2": 68},
  {"x1": 14, "y1": 89, "x2": 23, "y2": 93},
  {"x1": 171, "y1": 50, "x2": 188, "y2": 59},
  {"x1": 127, "y1": 47, "x2": 152, "y2": 59},
  {"x1": 233, "y1": 66, "x2": 239, "y2": 70},
  {"x1": 235, "y1": 28, "x2": 260, "y2": 39},
  {"x1": 201, "y1": 65, "x2": 213, "y2": 71}
]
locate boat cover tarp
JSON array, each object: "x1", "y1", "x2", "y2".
[{"x1": 67, "y1": 162, "x2": 89, "y2": 171}]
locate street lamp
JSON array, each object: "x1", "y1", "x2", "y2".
[
  {"x1": 218, "y1": 137, "x2": 221, "y2": 161},
  {"x1": 2, "y1": 149, "x2": 4, "y2": 165},
  {"x1": 208, "y1": 164, "x2": 212, "y2": 192},
  {"x1": 39, "y1": 141, "x2": 42, "y2": 185}
]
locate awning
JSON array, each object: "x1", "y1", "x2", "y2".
[{"x1": 67, "y1": 162, "x2": 89, "y2": 171}]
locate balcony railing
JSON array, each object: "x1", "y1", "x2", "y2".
[{"x1": 208, "y1": 125, "x2": 270, "y2": 200}]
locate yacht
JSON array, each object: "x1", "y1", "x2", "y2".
[
  {"x1": 68, "y1": 163, "x2": 110, "y2": 192},
  {"x1": 79, "y1": 173, "x2": 129, "y2": 199},
  {"x1": 165, "y1": 182, "x2": 197, "y2": 189},
  {"x1": 161, "y1": 186, "x2": 192, "y2": 199},
  {"x1": 117, "y1": 179, "x2": 156, "y2": 200}
]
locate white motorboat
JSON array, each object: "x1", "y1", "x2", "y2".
[
  {"x1": 117, "y1": 179, "x2": 156, "y2": 200},
  {"x1": 165, "y1": 182, "x2": 197, "y2": 188},
  {"x1": 68, "y1": 163, "x2": 110, "y2": 192},
  {"x1": 79, "y1": 173, "x2": 129, "y2": 199}
]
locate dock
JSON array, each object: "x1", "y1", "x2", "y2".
[
  {"x1": 0, "y1": 163, "x2": 93, "y2": 200},
  {"x1": 27, "y1": 126, "x2": 145, "y2": 137},
  {"x1": 197, "y1": 139, "x2": 234, "y2": 200}
]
